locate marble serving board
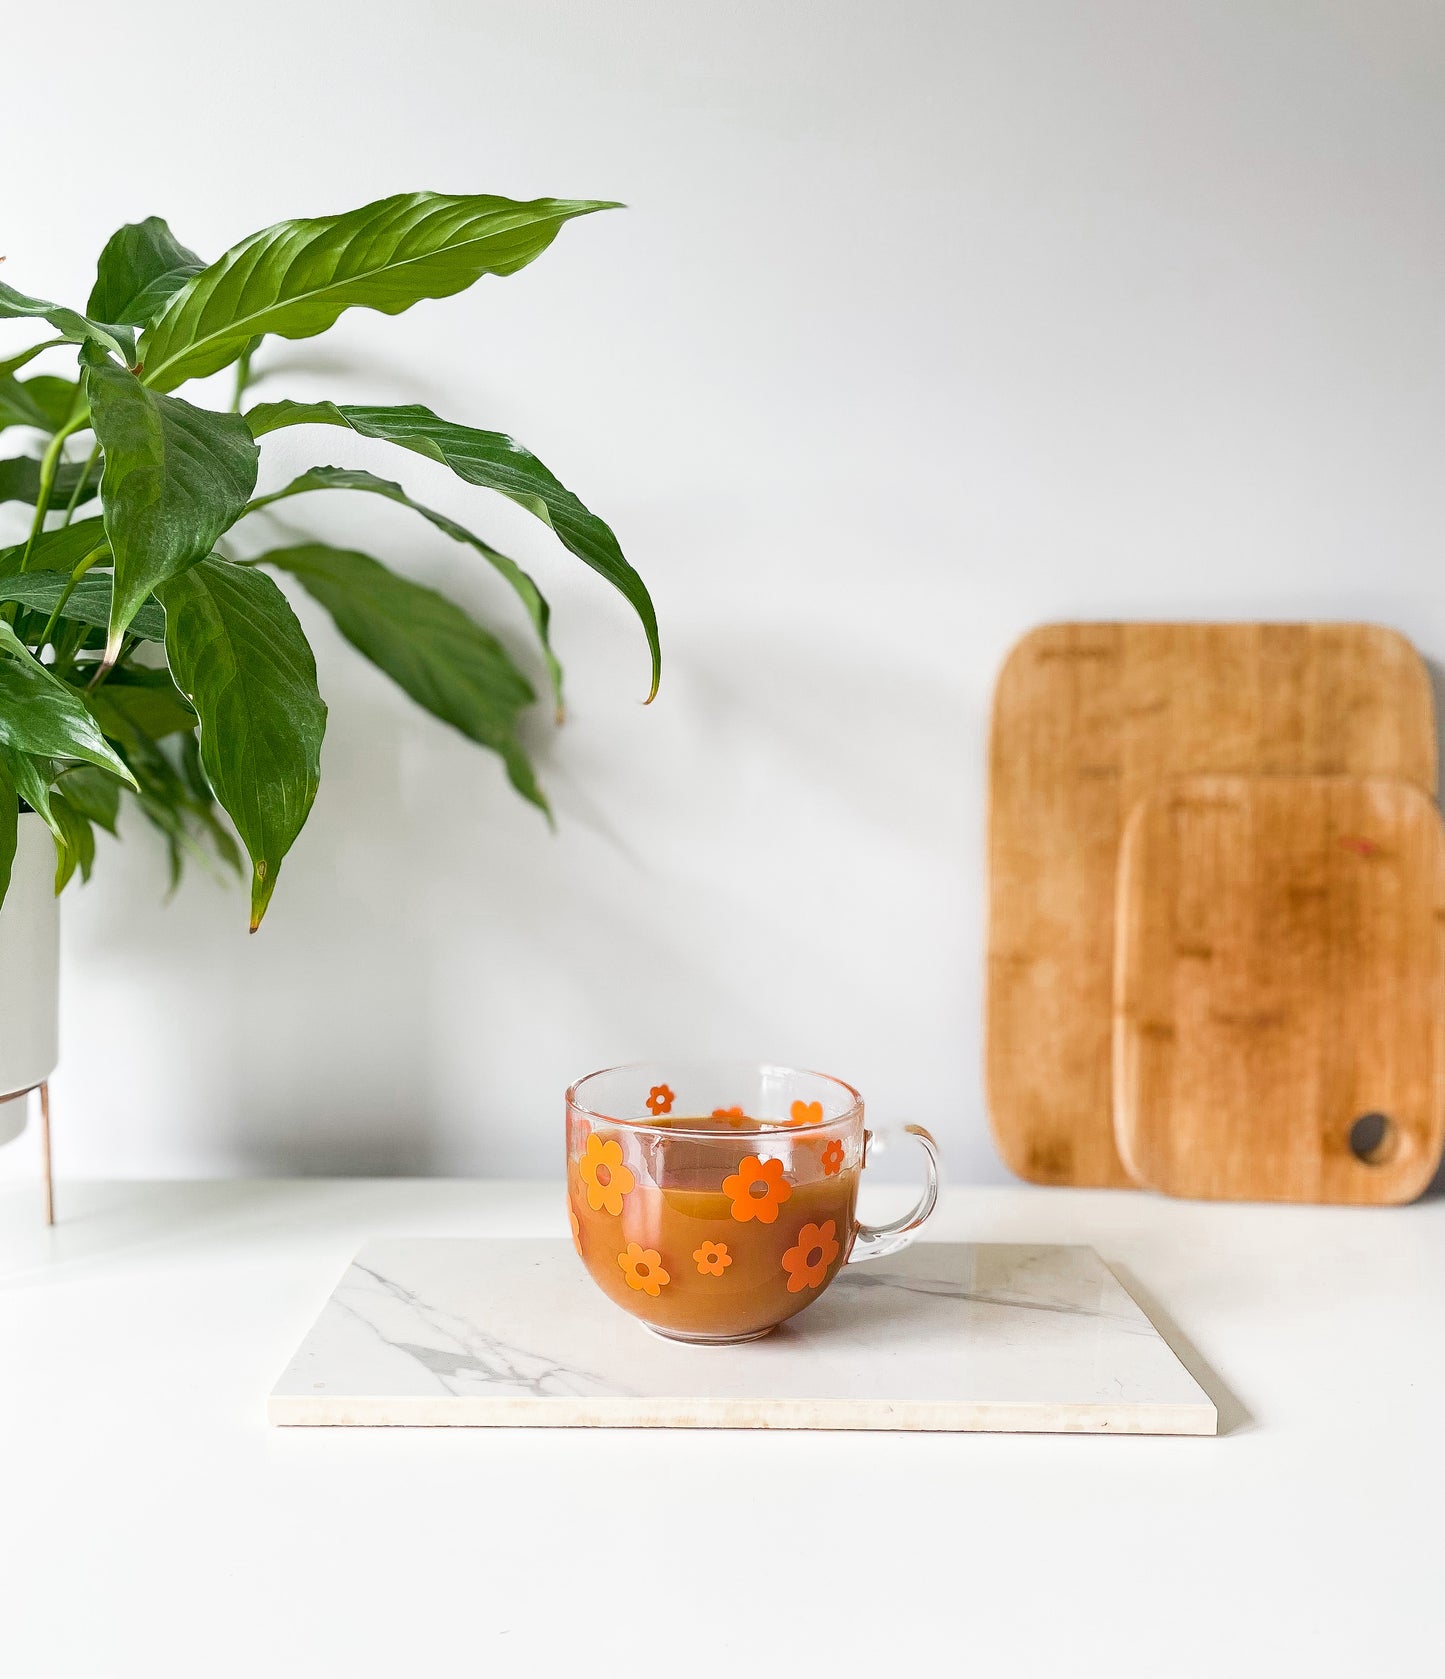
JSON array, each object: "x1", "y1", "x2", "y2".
[{"x1": 269, "y1": 1240, "x2": 1216, "y2": 1435}]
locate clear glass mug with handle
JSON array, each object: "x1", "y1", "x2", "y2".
[{"x1": 565, "y1": 1060, "x2": 940, "y2": 1344}]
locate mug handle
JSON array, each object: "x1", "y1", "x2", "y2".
[{"x1": 847, "y1": 1123, "x2": 941, "y2": 1264}]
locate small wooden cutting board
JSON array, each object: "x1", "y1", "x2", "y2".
[
  {"x1": 986, "y1": 622, "x2": 1437, "y2": 1188},
  {"x1": 1114, "y1": 775, "x2": 1445, "y2": 1204}
]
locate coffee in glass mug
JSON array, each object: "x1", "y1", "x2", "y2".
[{"x1": 565, "y1": 1061, "x2": 939, "y2": 1344}]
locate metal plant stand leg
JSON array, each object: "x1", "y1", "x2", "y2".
[
  {"x1": 39, "y1": 1082, "x2": 53, "y2": 1226},
  {"x1": 0, "y1": 1082, "x2": 52, "y2": 1224}
]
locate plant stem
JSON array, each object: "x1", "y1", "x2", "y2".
[
  {"x1": 86, "y1": 634, "x2": 133, "y2": 691},
  {"x1": 19, "y1": 408, "x2": 88, "y2": 572},
  {"x1": 48, "y1": 621, "x2": 89, "y2": 682},
  {"x1": 35, "y1": 543, "x2": 108, "y2": 651},
  {"x1": 59, "y1": 444, "x2": 101, "y2": 527},
  {"x1": 231, "y1": 338, "x2": 259, "y2": 412}
]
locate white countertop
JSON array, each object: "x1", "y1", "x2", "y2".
[{"x1": 2, "y1": 1178, "x2": 1440, "y2": 1677}]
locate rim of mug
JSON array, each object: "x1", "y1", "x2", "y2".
[{"x1": 566, "y1": 1060, "x2": 864, "y2": 1137}]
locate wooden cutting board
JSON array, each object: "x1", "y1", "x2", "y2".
[
  {"x1": 1113, "y1": 775, "x2": 1445, "y2": 1204},
  {"x1": 986, "y1": 622, "x2": 1437, "y2": 1188}
]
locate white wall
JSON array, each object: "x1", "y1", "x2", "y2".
[{"x1": 3, "y1": 0, "x2": 1443, "y2": 1183}]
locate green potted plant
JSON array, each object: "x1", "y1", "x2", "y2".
[{"x1": 0, "y1": 190, "x2": 660, "y2": 1119}]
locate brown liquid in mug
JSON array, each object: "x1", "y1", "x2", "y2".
[{"x1": 569, "y1": 1116, "x2": 860, "y2": 1340}]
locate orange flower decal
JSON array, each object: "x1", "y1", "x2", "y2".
[
  {"x1": 569, "y1": 1206, "x2": 583, "y2": 1255},
  {"x1": 789, "y1": 1100, "x2": 823, "y2": 1128},
  {"x1": 723, "y1": 1154, "x2": 792, "y2": 1223},
  {"x1": 618, "y1": 1243, "x2": 669, "y2": 1296},
  {"x1": 578, "y1": 1131, "x2": 634, "y2": 1216},
  {"x1": 646, "y1": 1084, "x2": 675, "y2": 1116},
  {"x1": 781, "y1": 1220, "x2": 840, "y2": 1293},
  {"x1": 712, "y1": 1106, "x2": 749, "y2": 1124},
  {"x1": 821, "y1": 1138, "x2": 845, "y2": 1176},
  {"x1": 694, "y1": 1240, "x2": 732, "y2": 1276}
]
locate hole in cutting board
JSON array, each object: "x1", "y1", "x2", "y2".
[{"x1": 1348, "y1": 1113, "x2": 1399, "y2": 1166}]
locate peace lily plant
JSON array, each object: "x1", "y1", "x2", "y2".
[{"x1": 0, "y1": 192, "x2": 659, "y2": 931}]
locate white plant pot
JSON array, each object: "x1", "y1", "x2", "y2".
[{"x1": 0, "y1": 814, "x2": 60, "y2": 1142}]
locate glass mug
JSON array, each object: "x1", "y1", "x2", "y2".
[{"x1": 564, "y1": 1060, "x2": 940, "y2": 1344}]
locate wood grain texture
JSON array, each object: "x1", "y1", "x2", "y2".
[
  {"x1": 1113, "y1": 776, "x2": 1445, "y2": 1204},
  {"x1": 986, "y1": 622, "x2": 1437, "y2": 1188}
]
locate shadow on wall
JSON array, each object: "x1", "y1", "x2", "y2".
[
  {"x1": 67, "y1": 685, "x2": 449, "y2": 1176},
  {"x1": 63, "y1": 600, "x2": 980, "y2": 1180}
]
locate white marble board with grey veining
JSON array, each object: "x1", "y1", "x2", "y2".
[{"x1": 269, "y1": 1240, "x2": 1216, "y2": 1434}]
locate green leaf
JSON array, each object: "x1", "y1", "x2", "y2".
[
  {"x1": 0, "y1": 744, "x2": 57, "y2": 830},
  {"x1": 0, "y1": 340, "x2": 66, "y2": 381},
  {"x1": 0, "y1": 517, "x2": 108, "y2": 581},
  {"x1": 87, "y1": 667, "x2": 196, "y2": 739},
  {"x1": 129, "y1": 778, "x2": 193, "y2": 892},
  {"x1": 48, "y1": 789, "x2": 94, "y2": 888},
  {"x1": 0, "y1": 279, "x2": 136, "y2": 364},
  {"x1": 252, "y1": 464, "x2": 565, "y2": 715},
  {"x1": 0, "y1": 746, "x2": 87, "y2": 889},
  {"x1": 0, "y1": 385, "x2": 39, "y2": 433},
  {"x1": 245, "y1": 402, "x2": 659, "y2": 701},
  {"x1": 262, "y1": 542, "x2": 545, "y2": 812},
  {"x1": 138, "y1": 192, "x2": 617, "y2": 392},
  {"x1": 0, "y1": 373, "x2": 79, "y2": 434},
  {"x1": 156, "y1": 557, "x2": 326, "y2": 928},
  {"x1": 0, "y1": 453, "x2": 100, "y2": 510},
  {"x1": 56, "y1": 762, "x2": 121, "y2": 834},
  {"x1": 88, "y1": 218, "x2": 206, "y2": 328},
  {"x1": 99, "y1": 713, "x2": 241, "y2": 887},
  {"x1": 0, "y1": 573, "x2": 165, "y2": 641},
  {"x1": 1, "y1": 743, "x2": 52, "y2": 816},
  {"x1": 0, "y1": 755, "x2": 16, "y2": 911},
  {"x1": 0, "y1": 621, "x2": 136, "y2": 785},
  {"x1": 175, "y1": 729, "x2": 243, "y2": 874},
  {"x1": 82, "y1": 346, "x2": 258, "y2": 655}
]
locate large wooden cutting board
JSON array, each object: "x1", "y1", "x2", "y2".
[
  {"x1": 1113, "y1": 775, "x2": 1445, "y2": 1204},
  {"x1": 986, "y1": 622, "x2": 1436, "y2": 1188}
]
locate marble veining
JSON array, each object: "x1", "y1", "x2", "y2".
[
  {"x1": 334, "y1": 1261, "x2": 620, "y2": 1400},
  {"x1": 829, "y1": 1265, "x2": 1154, "y2": 1328},
  {"x1": 269, "y1": 1240, "x2": 1217, "y2": 1434}
]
